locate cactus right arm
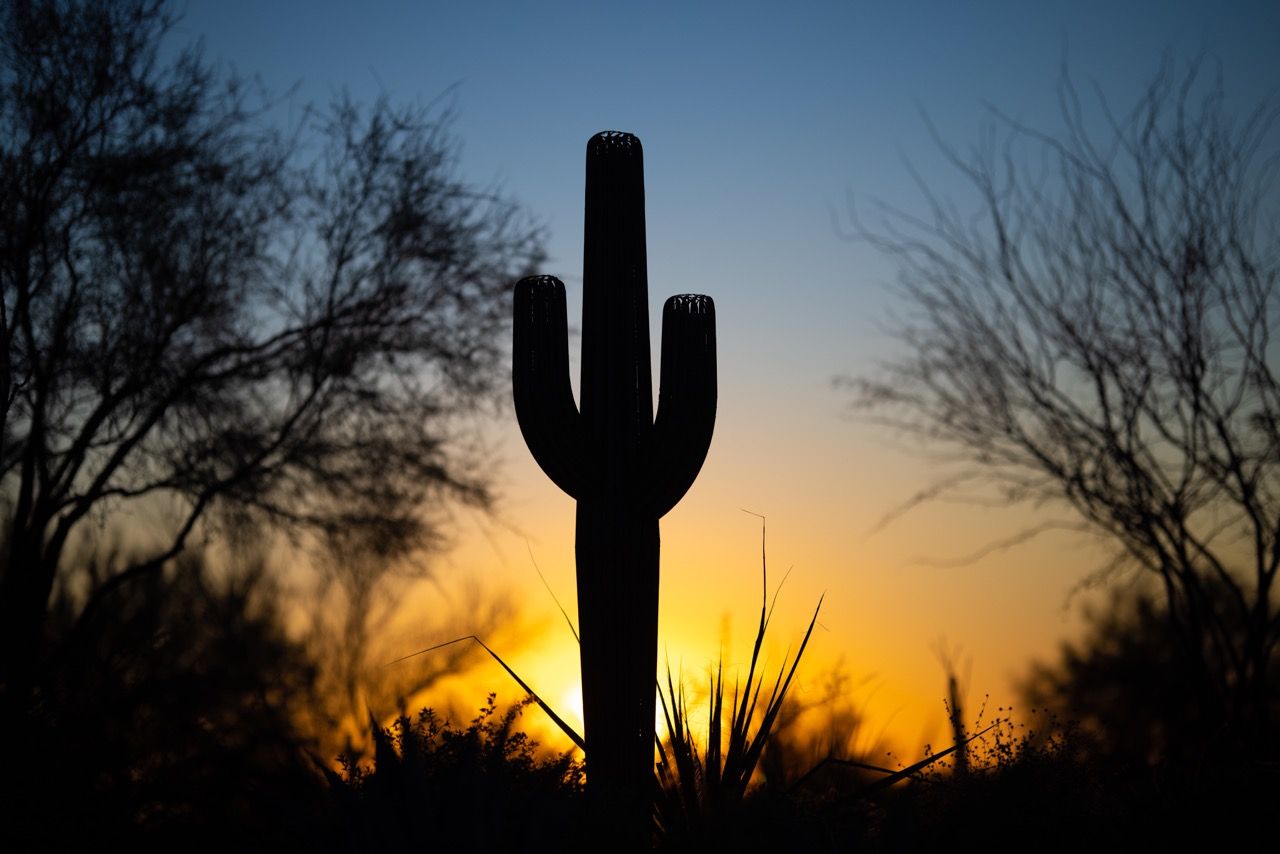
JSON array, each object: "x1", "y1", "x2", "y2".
[
  {"x1": 513, "y1": 276, "x2": 583, "y2": 499},
  {"x1": 650, "y1": 294, "x2": 717, "y2": 517}
]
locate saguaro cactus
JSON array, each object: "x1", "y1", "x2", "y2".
[{"x1": 513, "y1": 131, "x2": 716, "y2": 839}]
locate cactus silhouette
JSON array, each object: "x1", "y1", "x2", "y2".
[{"x1": 513, "y1": 131, "x2": 716, "y2": 841}]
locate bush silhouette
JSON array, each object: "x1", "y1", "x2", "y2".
[
  {"x1": 7, "y1": 549, "x2": 324, "y2": 851},
  {"x1": 322, "y1": 696, "x2": 586, "y2": 853}
]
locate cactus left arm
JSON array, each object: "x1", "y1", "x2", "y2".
[{"x1": 513, "y1": 275, "x2": 583, "y2": 499}]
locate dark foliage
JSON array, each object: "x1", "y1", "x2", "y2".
[
  {"x1": 320, "y1": 695, "x2": 587, "y2": 853},
  {"x1": 1018, "y1": 579, "x2": 1280, "y2": 846},
  {"x1": 4, "y1": 549, "x2": 327, "y2": 853},
  {"x1": 1024, "y1": 582, "x2": 1280, "y2": 768},
  {"x1": 867, "y1": 711, "x2": 1278, "y2": 851}
]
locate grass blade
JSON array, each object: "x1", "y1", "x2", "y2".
[{"x1": 387, "y1": 635, "x2": 585, "y2": 752}]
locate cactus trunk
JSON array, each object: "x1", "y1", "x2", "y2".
[{"x1": 513, "y1": 131, "x2": 716, "y2": 845}]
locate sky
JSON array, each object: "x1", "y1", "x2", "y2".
[{"x1": 175, "y1": 0, "x2": 1280, "y2": 755}]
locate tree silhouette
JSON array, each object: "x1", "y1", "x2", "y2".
[
  {"x1": 0, "y1": 0, "x2": 544, "y2": 694},
  {"x1": 843, "y1": 61, "x2": 1280, "y2": 760},
  {"x1": 18, "y1": 546, "x2": 325, "y2": 849}
]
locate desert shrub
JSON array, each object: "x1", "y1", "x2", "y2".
[
  {"x1": 860, "y1": 710, "x2": 1123, "y2": 851},
  {"x1": 323, "y1": 695, "x2": 586, "y2": 852},
  {"x1": 5, "y1": 550, "x2": 325, "y2": 852}
]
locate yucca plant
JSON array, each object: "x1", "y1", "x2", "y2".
[{"x1": 653, "y1": 529, "x2": 822, "y2": 846}]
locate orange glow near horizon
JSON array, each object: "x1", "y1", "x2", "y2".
[{"x1": 406, "y1": 402, "x2": 1103, "y2": 765}]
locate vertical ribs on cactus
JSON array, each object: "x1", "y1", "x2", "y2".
[{"x1": 512, "y1": 130, "x2": 717, "y2": 835}]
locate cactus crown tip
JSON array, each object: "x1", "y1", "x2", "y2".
[
  {"x1": 514, "y1": 274, "x2": 563, "y2": 299},
  {"x1": 589, "y1": 130, "x2": 642, "y2": 156},
  {"x1": 666, "y1": 293, "x2": 715, "y2": 313},
  {"x1": 517, "y1": 274, "x2": 561, "y2": 288}
]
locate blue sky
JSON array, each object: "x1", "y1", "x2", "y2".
[
  {"x1": 173, "y1": 0, "x2": 1280, "y2": 749},
  {"x1": 176, "y1": 0, "x2": 1279, "y2": 380}
]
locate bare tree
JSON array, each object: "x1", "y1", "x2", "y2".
[
  {"x1": 0, "y1": 0, "x2": 544, "y2": 692},
  {"x1": 842, "y1": 61, "x2": 1280, "y2": 758}
]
